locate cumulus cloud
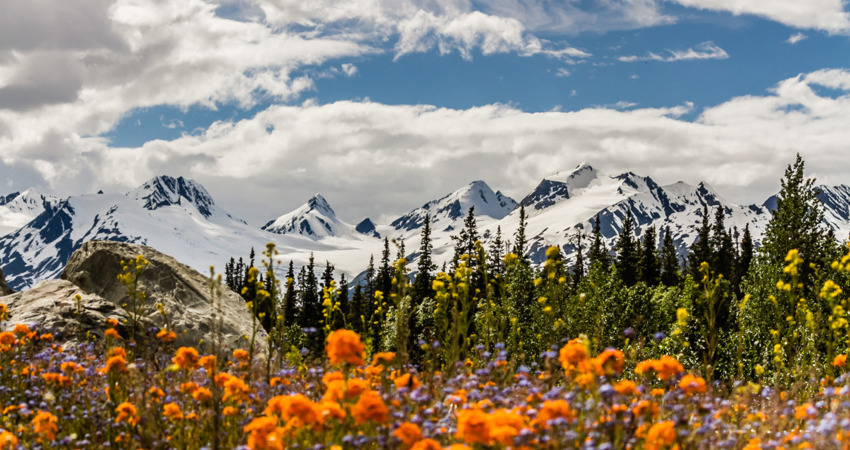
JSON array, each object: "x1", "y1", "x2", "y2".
[
  {"x1": 618, "y1": 41, "x2": 729, "y2": 62},
  {"x1": 12, "y1": 69, "x2": 843, "y2": 226},
  {"x1": 671, "y1": 0, "x2": 850, "y2": 34},
  {"x1": 787, "y1": 33, "x2": 808, "y2": 44}
]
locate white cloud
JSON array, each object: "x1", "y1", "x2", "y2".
[
  {"x1": 341, "y1": 63, "x2": 358, "y2": 76},
  {"x1": 787, "y1": 33, "x2": 808, "y2": 44},
  {"x1": 9, "y1": 69, "x2": 845, "y2": 226},
  {"x1": 618, "y1": 41, "x2": 729, "y2": 62},
  {"x1": 555, "y1": 68, "x2": 571, "y2": 78},
  {"x1": 671, "y1": 0, "x2": 850, "y2": 34}
]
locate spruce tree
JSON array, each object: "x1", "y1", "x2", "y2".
[
  {"x1": 660, "y1": 225, "x2": 680, "y2": 287},
  {"x1": 413, "y1": 215, "x2": 436, "y2": 302},
  {"x1": 589, "y1": 213, "x2": 611, "y2": 269},
  {"x1": 349, "y1": 283, "x2": 365, "y2": 334},
  {"x1": 733, "y1": 224, "x2": 753, "y2": 295},
  {"x1": 571, "y1": 229, "x2": 586, "y2": 287},
  {"x1": 711, "y1": 205, "x2": 736, "y2": 279},
  {"x1": 488, "y1": 226, "x2": 506, "y2": 280},
  {"x1": 334, "y1": 274, "x2": 349, "y2": 330},
  {"x1": 281, "y1": 260, "x2": 297, "y2": 327},
  {"x1": 688, "y1": 205, "x2": 713, "y2": 278},
  {"x1": 513, "y1": 204, "x2": 528, "y2": 260},
  {"x1": 639, "y1": 225, "x2": 660, "y2": 285},
  {"x1": 452, "y1": 206, "x2": 480, "y2": 268},
  {"x1": 615, "y1": 212, "x2": 640, "y2": 286},
  {"x1": 377, "y1": 239, "x2": 393, "y2": 300},
  {"x1": 299, "y1": 254, "x2": 323, "y2": 355}
]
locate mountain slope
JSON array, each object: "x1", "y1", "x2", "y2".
[
  {"x1": 262, "y1": 194, "x2": 356, "y2": 239},
  {"x1": 0, "y1": 189, "x2": 61, "y2": 236}
]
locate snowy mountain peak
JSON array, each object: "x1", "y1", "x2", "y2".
[
  {"x1": 355, "y1": 218, "x2": 380, "y2": 238},
  {"x1": 390, "y1": 180, "x2": 517, "y2": 233},
  {"x1": 130, "y1": 176, "x2": 215, "y2": 218},
  {"x1": 0, "y1": 188, "x2": 62, "y2": 236},
  {"x1": 262, "y1": 194, "x2": 353, "y2": 239},
  {"x1": 695, "y1": 181, "x2": 723, "y2": 206}
]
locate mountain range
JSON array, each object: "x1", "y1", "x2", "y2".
[{"x1": 1, "y1": 163, "x2": 848, "y2": 291}]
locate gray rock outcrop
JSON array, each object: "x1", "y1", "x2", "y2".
[
  {"x1": 0, "y1": 279, "x2": 129, "y2": 344},
  {"x1": 61, "y1": 240, "x2": 261, "y2": 351},
  {"x1": 0, "y1": 266, "x2": 11, "y2": 296}
]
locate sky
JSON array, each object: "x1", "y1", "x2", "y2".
[{"x1": 0, "y1": 0, "x2": 849, "y2": 226}]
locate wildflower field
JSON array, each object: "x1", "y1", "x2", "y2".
[{"x1": 2, "y1": 309, "x2": 850, "y2": 450}]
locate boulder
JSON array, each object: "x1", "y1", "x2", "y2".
[
  {"x1": 0, "y1": 279, "x2": 130, "y2": 345},
  {"x1": 61, "y1": 240, "x2": 261, "y2": 351},
  {"x1": 0, "y1": 266, "x2": 10, "y2": 296}
]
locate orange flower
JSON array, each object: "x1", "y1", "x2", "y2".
[
  {"x1": 614, "y1": 380, "x2": 637, "y2": 395},
  {"x1": 635, "y1": 356, "x2": 683, "y2": 381},
  {"x1": 411, "y1": 438, "x2": 442, "y2": 450},
  {"x1": 795, "y1": 404, "x2": 815, "y2": 420},
  {"x1": 244, "y1": 416, "x2": 285, "y2": 450},
  {"x1": 394, "y1": 373, "x2": 422, "y2": 390},
  {"x1": 12, "y1": 324, "x2": 31, "y2": 336},
  {"x1": 180, "y1": 382, "x2": 199, "y2": 394},
  {"x1": 107, "y1": 318, "x2": 119, "y2": 327},
  {"x1": 41, "y1": 373, "x2": 71, "y2": 387},
  {"x1": 456, "y1": 409, "x2": 491, "y2": 445},
  {"x1": 393, "y1": 422, "x2": 423, "y2": 448},
  {"x1": 534, "y1": 400, "x2": 575, "y2": 428},
  {"x1": 645, "y1": 421, "x2": 676, "y2": 450},
  {"x1": 633, "y1": 400, "x2": 660, "y2": 419},
  {"x1": 115, "y1": 402, "x2": 140, "y2": 426},
  {"x1": 223, "y1": 406, "x2": 239, "y2": 416},
  {"x1": 105, "y1": 328, "x2": 121, "y2": 339},
  {"x1": 109, "y1": 346, "x2": 126, "y2": 358},
  {"x1": 233, "y1": 349, "x2": 250, "y2": 361},
  {"x1": 590, "y1": 349, "x2": 625, "y2": 375},
  {"x1": 326, "y1": 329, "x2": 366, "y2": 366},
  {"x1": 322, "y1": 378, "x2": 370, "y2": 403},
  {"x1": 372, "y1": 352, "x2": 396, "y2": 365},
  {"x1": 0, "y1": 331, "x2": 15, "y2": 346},
  {"x1": 223, "y1": 377, "x2": 251, "y2": 403},
  {"x1": 742, "y1": 438, "x2": 761, "y2": 450},
  {"x1": 558, "y1": 339, "x2": 589, "y2": 370},
  {"x1": 31, "y1": 411, "x2": 58, "y2": 442},
  {"x1": 679, "y1": 374, "x2": 707, "y2": 395},
  {"x1": 0, "y1": 430, "x2": 17, "y2": 449},
  {"x1": 352, "y1": 390, "x2": 389, "y2": 424},
  {"x1": 60, "y1": 361, "x2": 82, "y2": 373},
  {"x1": 322, "y1": 371, "x2": 344, "y2": 386},
  {"x1": 103, "y1": 355, "x2": 127, "y2": 374},
  {"x1": 489, "y1": 409, "x2": 526, "y2": 446},
  {"x1": 163, "y1": 403, "x2": 183, "y2": 421},
  {"x1": 173, "y1": 347, "x2": 200, "y2": 370},
  {"x1": 199, "y1": 355, "x2": 217, "y2": 372},
  {"x1": 833, "y1": 354, "x2": 847, "y2": 368},
  {"x1": 192, "y1": 387, "x2": 213, "y2": 402},
  {"x1": 319, "y1": 401, "x2": 346, "y2": 422},
  {"x1": 157, "y1": 329, "x2": 177, "y2": 343}
]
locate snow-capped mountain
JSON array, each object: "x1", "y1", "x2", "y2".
[
  {"x1": 0, "y1": 176, "x2": 274, "y2": 290},
  {"x1": 262, "y1": 194, "x2": 356, "y2": 239},
  {"x1": 818, "y1": 185, "x2": 850, "y2": 240},
  {"x1": 0, "y1": 189, "x2": 60, "y2": 236},
  {"x1": 1, "y1": 167, "x2": 849, "y2": 292},
  {"x1": 488, "y1": 164, "x2": 771, "y2": 263},
  {"x1": 390, "y1": 180, "x2": 517, "y2": 234}
]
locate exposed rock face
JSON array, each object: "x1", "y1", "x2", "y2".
[
  {"x1": 0, "y1": 266, "x2": 11, "y2": 296},
  {"x1": 0, "y1": 279, "x2": 129, "y2": 344},
  {"x1": 61, "y1": 240, "x2": 260, "y2": 351}
]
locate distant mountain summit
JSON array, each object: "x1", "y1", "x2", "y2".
[
  {"x1": 262, "y1": 194, "x2": 357, "y2": 239},
  {"x1": 0, "y1": 189, "x2": 61, "y2": 236},
  {"x1": 130, "y1": 176, "x2": 217, "y2": 219},
  {"x1": 391, "y1": 180, "x2": 517, "y2": 233}
]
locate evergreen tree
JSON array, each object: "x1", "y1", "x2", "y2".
[
  {"x1": 333, "y1": 274, "x2": 349, "y2": 330},
  {"x1": 760, "y1": 154, "x2": 834, "y2": 285},
  {"x1": 589, "y1": 214, "x2": 611, "y2": 269},
  {"x1": 281, "y1": 260, "x2": 297, "y2": 327},
  {"x1": 488, "y1": 226, "x2": 506, "y2": 280},
  {"x1": 452, "y1": 206, "x2": 480, "y2": 269},
  {"x1": 349, "y1": 284, "x2": 365, "y2": 334},
  {"x1": 711, "y1": 205, "x2": 736, "y2": 279},
  {"x1": 513, "y1": 204, "x2": 528, "y2": 260},
  {"x1": 688, "y1": 205, "x2": 713, "y2": 278},
  {"x1": 615, "y1": 212, "x2": 640, "y2": 286},
  {"x1": 733, "y1": 224, "x2": 753, "y2": 295},
  {"x1": 639, "y1": 225, "x2": 660, "y2": 285},
  {"x1": 413, "y1": 215, "x2": 436, "y2": 303},
  {"x1": 377, "y1": 238, "x2": 393, "y2": 298},
  {"x1": 298, "y1": 254, "x2": 323, "y2": 355},
  {"x1": 660, "y1": 225, "x2": 680, "y2": 287},
  {"x1": 225, "y1": 257, "x2": 235, "y2": 291},
  {"x1": 571, "y1": 229, "x2": 586, "y2": 287}
]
